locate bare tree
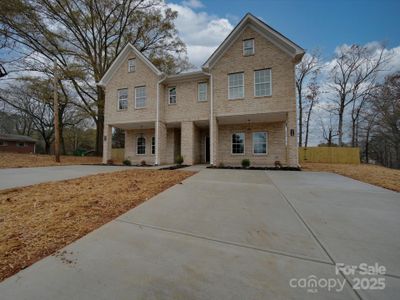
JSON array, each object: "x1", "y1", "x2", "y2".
[
  {"x1": 304, "y1": 76, "x2": 320, "y2": 147},
  {"x1": 328, "y1": 44, "x2": 386, "y2": 146},
  {"x1": 320, "y1": 112, "x2": 339, "y2": 146},
  {"x1": 295, "y1": 50, "x2": 321, "y2": 147}
]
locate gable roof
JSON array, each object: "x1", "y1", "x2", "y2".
[
  {"x1": 202, "y1": 13, "x2": 305, "y2": 69},
  {"x1": 97, "y1": 43, "x2": 162, "y2": 87},
  {"x1": 0, "y1": 134, "x2": 36, "y2": 143}
]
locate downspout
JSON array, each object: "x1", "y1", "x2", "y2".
[
  {"x1": 155, "y1": 76, "x2": 165, "y2": 165},
  {"x1": 203, "y1": 71, "x2": 214, "y2": 165}
]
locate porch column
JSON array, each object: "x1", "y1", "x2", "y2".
[
  {"x1": 181, "y1": 121, "x2": 195, "y2": 165},
  {"x1": 156, "y1": 121, "x2": 167, "y2": 165},
  {"x1": 210, "y1": 117, "x2": 218, "y2": 166},
  {"x1": 286, "y1": 111, "x2": 298, "y2": 167},
  {"x1": 102, "y1": 124, "x2": 112, "y2": 164}
]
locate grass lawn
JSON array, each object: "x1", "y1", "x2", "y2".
[
  {"x1": 302, "y1": 162, "x2": 400, "y2": 192},
  {"x1": 0, "y1": 169, "x2": 194, "y2": 281},
  {"x1": 0, "y1": 152, "x2": 102, "y2": 169}
]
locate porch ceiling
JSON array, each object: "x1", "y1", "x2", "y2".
[
  {"x1": 109, "y1": 121, "x2": 155, "y2": 130},
  {"x1": 217, "y1": 112, "x2": 287, "y2": 125}
]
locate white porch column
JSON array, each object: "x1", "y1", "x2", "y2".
[
  {"x1": 286, "y1": 111, "x2": 298, "y2": 167},
  {"x1": 102, "y1": 124, "x2": 112, "y2": 163}
]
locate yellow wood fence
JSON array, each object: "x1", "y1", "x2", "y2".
[
  {"x1": 299, "y1": 147, "x2": 360, "y2": 164},
  {"x1": 111, "y1": 148, "x2": 124, "y2": 162}
]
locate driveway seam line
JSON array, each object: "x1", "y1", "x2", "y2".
[
  {"x1": 116, "y1": 219, "x2": 333, "y2": 266},
  {"x1": 266, "y1": 172, "x2": 363, "y2": 300}
]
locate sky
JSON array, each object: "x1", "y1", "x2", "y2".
[{"x1": 167, "y1": 0, "x2": 400, "y2": 66}]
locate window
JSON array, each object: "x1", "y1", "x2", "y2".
[
  {"x1": 151, "y1": 136, "x2": 155, "y2": 155},
  {"x1": 254, "y1": 69, "x2": 272, "y2": 97},
  {"x1": 228, "y1": 72, "x2": 244, "y2": 100},
  {"x1": 118, "y1": 88, "x2": 128, "y2": 110},
  {"x1": 168, "y1": 87, "x2": 176, "y2": 104},
  {"x1": 135, "y1": 86, "x2": 146, "y2": 108},
  {"x1": 0, "y1": 141, "x2": 7, "y2": 146},
  {"x1": 253, "y1": 132, "x2": 268, "y2": 154},
  {"x1": 16, "y1": 142, "x2": 25, "y2": 147},
  {"x1": 128, "y1": 59, "x2": 136, "y2": 73},
  {"x1": 243, "y1": 39, "x2": 254, "y2": 56},
  {"x1": 198, "y1": 82, "x2": 207, "y2": 102},
  {"x1": 136, "y1": 136, "x2": 146, "y2": 155},
  {"x1": 232, "y1": 133, "x2": 245, "y2": 154}
]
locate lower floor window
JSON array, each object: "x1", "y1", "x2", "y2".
[
  {"x1": 232, "y1": 133, "x2": 245, "y2": 154},
  {"x1": 253, "y1": 132, "x2": 267, "y2": 154},
  {"x1": 137, "y1": 136, "x2": 146, "y2": 154},
  {"x1": 151, "y1": 136, "x2": 155, "y2": 155}
]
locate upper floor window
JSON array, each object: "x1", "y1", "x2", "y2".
[
  {"x1": 151, "y1": 136, "x2": 155, "y2": 155},
  {"x1": 243, "y1": 39, "x2": 254, "y2": 56},
  {"x1": 135, "y1": 86, "x2": 146, "y2": 108},
  {"x1": 228, "y1": 72, "x2": 244, "y2": 100},
  {"x1": 198, "y1": 82, "x2": 207, "y2": 102},
  {"x1": 136, "y1": 136, "x2": 146, "y2": 155},
  {"x1": 253, "y1": 132, "x2": 268, "y2": 154},
  {"x1": 232, "y1": 132, "x2": 245, "y2": 154},
  {"x1": 118, "y1": 88, "x2": 128, "y2": 110},
  {"x1": 128, "y1": 59, "x2": 136, "y2": 73},
  {"x1": 254, "y1": 69, "x2": 272, "y2": 97},
  {"x1": 168, "y1": 87, "x2": 176, "y2": 104}
]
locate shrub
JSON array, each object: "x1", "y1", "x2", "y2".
[
  {"x1": 274, "y1": 160, "x2": 282, "y2": 169},
  {"x1": 241, "y1": 159, "x2": 250, "y2": 168},
  {"x1": 140, "y1": 160, "x2": 146, "y2": 166},
  {"x1": 218, "y1": 162, "x2": 225, "y2": 168},
  {"x1": 122, "y1": 159, "x2": 131, "y2": 166},
  {"x1": 106, "y1": 159, "x2": 114, "y2": 165},
  {"x1": 175, "y1": 154, "x2": 184, "y2": 165}
]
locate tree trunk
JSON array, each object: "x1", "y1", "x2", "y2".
[
  {"x1": 298, "y1": 91, "x2": 303, "y2": 147},
  {"x1": 338, "y1": 103, "x2": 344, "y2": 146},
  {"x1": 96, "y1": 86, "x2": 105, "y2": 155},
  {"x1": 365, "y1": 128, "x2": 370, "y2": 163},
  {"x1": 351, "y1": 118, "x2": 356, "y2": 147}
]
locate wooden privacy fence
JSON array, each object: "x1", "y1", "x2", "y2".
[
  {"x1": 299, "y1": 147, "x2": 360, "y2": 164},
  {"x1": 111, "y1": 148, "x2": 124, "y2": 162}
]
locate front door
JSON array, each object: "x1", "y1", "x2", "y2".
[{"x1": 205, "y1": 136, "x2": 210, "y2": 163}]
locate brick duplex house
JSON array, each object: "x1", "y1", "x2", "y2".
[{"x1": 98, "y1": 13, "x2": 304, "y2": 167}]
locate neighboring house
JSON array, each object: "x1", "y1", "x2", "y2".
[
  {"x1": 98, "y1": 13, "x2": 304, "y2": 167},
  {"x1": 0, "y1": 134, "x2": 36, "y2": 154}
]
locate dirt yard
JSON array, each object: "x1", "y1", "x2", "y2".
[
  {"x1": 0, "y1": 152, "x2": 102, "y2": 169},
  {"x1": 302, "y1": 163, "x2": 400, "y2": 192},
  {"x1": 0, "y1": 169, "x2": 194, "y2": 281}
]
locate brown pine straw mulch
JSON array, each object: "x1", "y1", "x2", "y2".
[
  {"x1": 301, "y1": 163, "x2": 400, "y2": 192},
  {"x1": 0, "y1": 169, "x2": 194, "y2": 281}
]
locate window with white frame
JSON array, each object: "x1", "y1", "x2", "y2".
[
  {"x1": 151, "y1": 136, "x2": 155, "y2": 155},
  {"x1": 232, "y1": 133, "x2": 245, "y2": 154},
  {"x1": 254, "y1": 69, "x2": 272, "y2": 97},
  {"x1": 135, "y1": 86, "x2": 146, "y2": 108},
  {"x1": 253, "y1": 132, "x2": 268, "y2": 154},
  {"x1": 243, "y1": 39, "x2": 254, "y2": 56},
  {"x1": 118, "y1": 88, "x2": 128, "y2": 110},
  {"x1": 228, "y1": 72, "x2": 244, "y2": 100},
  {"x1": 168, "y1": 87, "x2": 176, "y2": 104},
  {"x1": 198, "y1": 82, "x2": 207, "y2": 102},
  {"x1": 137, "y1": 136, "x2": 146, "y2": 154},
  {"x1": 128, "y1": 58, "x2": 136, "y2": 73}
]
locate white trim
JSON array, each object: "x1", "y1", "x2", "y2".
[
  {"x1": 253, "y1": 69, "x2": 272, "y2": 97},
  {"x1": 252, "y1": 132, "x2": 268, "y2": 155},
  {"x1": 228, "y1": 72, "x2": 245, "y2": 100},
  {"x1": 136, "y1": 135, "x2": 146, "y2": 155},
  {"x1": 243, "y1": 38, "x2": 255, "y2": 56},
  {"x1": 168, "y1": 86, "x2": 177, "y2": 105},
  {"x1": 208, "y1": 73, "x2": 214, "y2": 165},
  {"x1": 197, "y1": 82, "x2": 208, "y2": 102},
  {"x1": 134, "y1": 86, "x2": 146, "y2": 109},
  {"x1": 231, "y1": 132, "x2": 245, "y2": 155},
  {"x1": 98, "y1": 43, "x2": 162, "y2": 87}
]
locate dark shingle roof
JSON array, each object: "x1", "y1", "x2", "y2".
[{"x1": 0, "y1": 134, "x2": 37, "y2": 143}]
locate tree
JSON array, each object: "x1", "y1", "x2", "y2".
[
  {"x1": 295, "y1": 50, "x2": 321, "y2": 147},
  {"x1": 0, "y1": 0, "x2": 189, "y2": 154},
  {"x1": 328, "y1": 44, "x2": 386, "y2": 146},
  {"x1": 304, "y1": 76, "x2": 320, "y2": 147},
  {"x1": 320, "y1": 112, "x2": 339, "y2": 147}
]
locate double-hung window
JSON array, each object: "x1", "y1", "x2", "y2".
[
  {"x1": 198, "y1": 82, "x2": 207, "y2": 102},
  {"x1": 135, "y1": 86, "x2": 146, "y2": 108},
  {"x1": 254, "y1": 69, "x2": 271, "y2": 97},
  {"x1": 151, "y1": 137, "x2": 155, "y2": 155},
  {"x1": 232, "y1": 133, "x2": 245, "y2": 154},
  {"x1": 137, "y1": 136, "x2": 146, "y2": 155},
  {"x1": 243, "y1": 39, "x2": 254, "y2": 56},
  {"x1": 128, "y1": 59, "x2": 136, "y2": 73},
  {"x1": 228, "y1": 72, "x2": 244, "y2": 100},
  {"x1": 253, "y1": 132, "x2": 268, "y2": 154},
  {"x1": 168, "y1": 87, "x2": 176, "y2": 104},
  {"x1": 118, "y1": 88, "x2": 128, "y2": 110}
]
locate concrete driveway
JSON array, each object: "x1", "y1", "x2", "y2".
[
  {"x1": 0, "y1": 169, "x2": 399, "y2": 299},
  {"x1": 0, "y1": 165, "x2": 131, "y2": 189}
]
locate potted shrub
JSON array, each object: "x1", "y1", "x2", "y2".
[{"x1": 241, "y1": 159, "x2": 250, "y2": 168}]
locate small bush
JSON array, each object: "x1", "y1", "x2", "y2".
[
  {"x1": 274, "y1": 160, "x2": 282, "y2": 169},
  {"x1": 241, "y1": 159, "x2": 250, "y2": 168},
  {"x1": 218, "y1": 162, "x2": 225, "y2": 168},
  {"x1": 106, "y1": 159, "x2": 114, "y2": 165},
  {"x1": 122, "y1": 159, "x2": 131, "y2": 166},
  {"x1": 140, "y1": 160, "x2": 146, "y2": 166},
  {"x1": 175, "y1": 155, "x2": 184, "y2": 165}
]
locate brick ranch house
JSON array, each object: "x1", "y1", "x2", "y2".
[
  {"x1": 0, "y1": 134, "x2": 36, "y2": 154},
  {"x1": 98, "y1": 13, "x2": 304, "y2": 167}
]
